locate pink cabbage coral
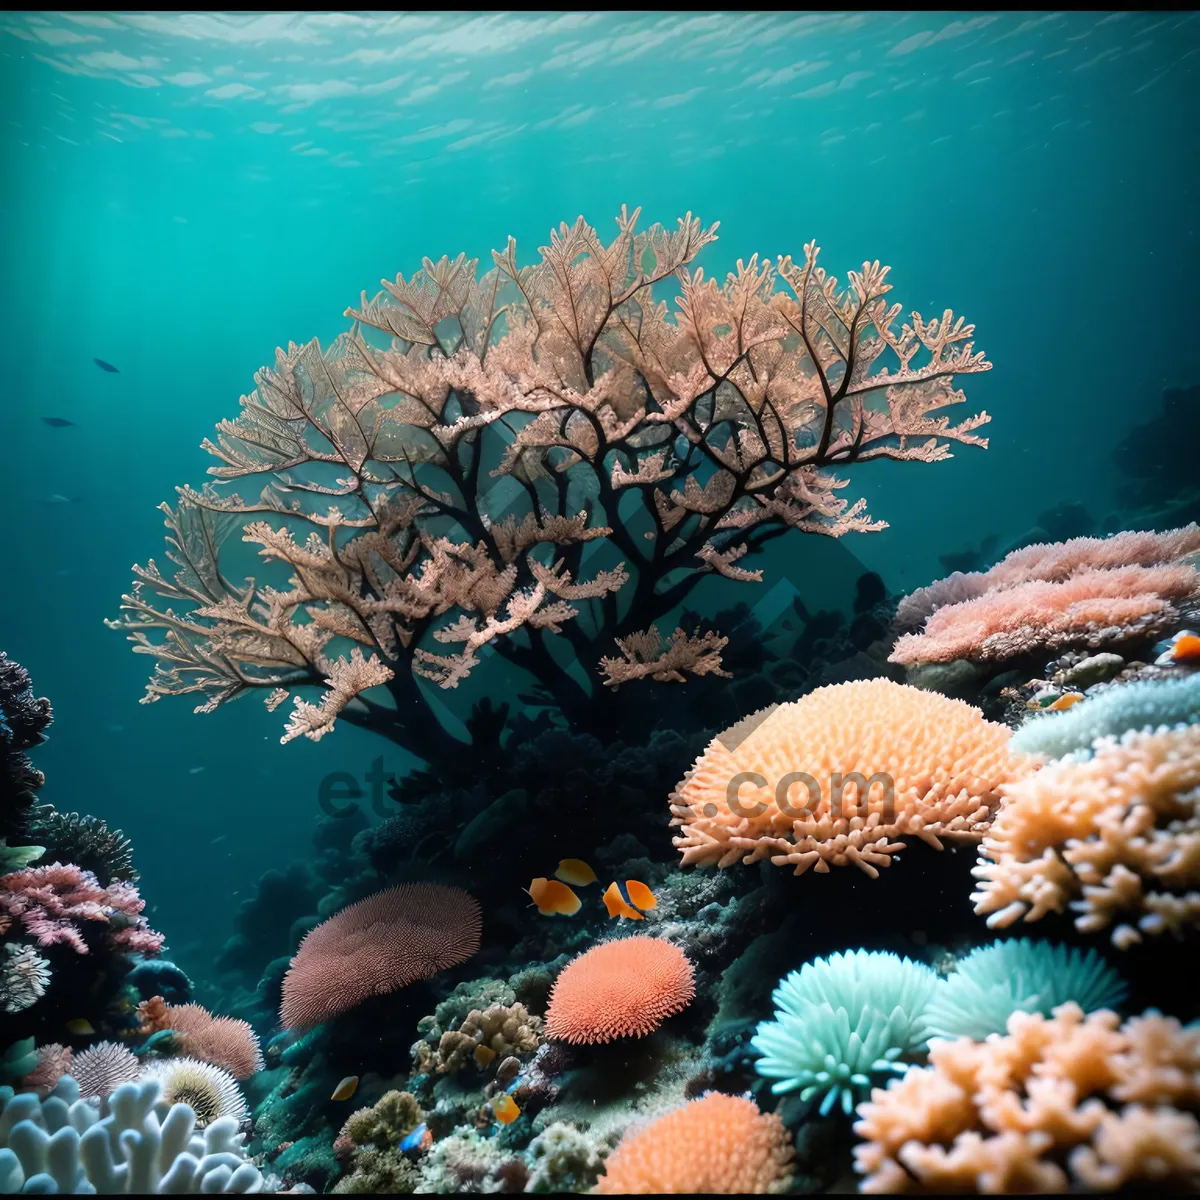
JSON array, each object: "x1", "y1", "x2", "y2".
[{"x1": 0, "y1": 863, "x2": 163, "y2": 956}]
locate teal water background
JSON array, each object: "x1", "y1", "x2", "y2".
[{"x1": 1, "y1": 11, "x2": 1197, "y2": 968}]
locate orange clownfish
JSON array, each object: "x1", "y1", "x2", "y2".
[
  {"x1": 603, "y1": 880, "x2": 657, "y2": 920},
  {"x1": 1157, "y1": 631, "x2": 1200, "y2": 665},
  {"x1": 526, "y1": 877, "x2": 582, "y2": 916},
  {"x1": 491, "y1": 1093, "x2": 521, "y2": 1125},
  {"x1": 554, "y1": 858, "x2": 597, "y2": 887}
]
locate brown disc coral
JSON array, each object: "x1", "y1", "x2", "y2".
[
  {"x1": 594, "y1": 1092, "x2": 795, "y2": 1194},
  {"x1": 280, "y1": 883, "x2": 482, "y2": 1029},
  {"x1": 671, "y1": 678, "x2": 1031, "y2": 877},
  {"x1": 545, "y1": 936, "x2": 694, "y2": 1045}
]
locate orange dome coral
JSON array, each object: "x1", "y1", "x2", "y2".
[
  {"x1": 280, "y1": 883, "x2": 482, "y2": 1029},
  {"x1": 594, "y1": 1092, "x2": 794, "y2": 1194},
  {"x1": 671, "y1": 679, "x2": 1030, "y2": 878},
  {"x1": 545, "y1": 936, "x2": 694, "y2": 1044}
]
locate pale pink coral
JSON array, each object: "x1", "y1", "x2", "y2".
[
  {"x1": 892, "y1": 525, "x2": 1200, "y2": 663},
  {"x1": 0, "y1": 863, "x2": 163, "y2": 956},
  {"x1": 895, "y1": 524, "x2": 1200, "y2": 631},
  {"x1": 891, "y1": 563, "x2": 1199, "y2": 664}
]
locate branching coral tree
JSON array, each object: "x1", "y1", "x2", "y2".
[{"x1": 108, "y1": 207, "x2": 992, "y2": 767}]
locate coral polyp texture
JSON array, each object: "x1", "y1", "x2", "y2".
[
  {"x1": 891, "y1": 524, "x2": 1200, "y2": 663},
  {"x1": 70, "y1": 1041, "x2": 141, "y2": 1100},
  {"x1": 137, "y1": 998, "x2": 264, "y2": 1079},
  {"x1": 670, "y1": 678, "x2": 1030, "y2": 876},
  {"x1": 107, "y1": 207, "x2": 992, "y2": 773},
  {"x1": 972, "y1": 724, "x2": 1200, "y2": 949},
  {"x1": 280, "y1": 882, "x2": 482, "y2": 1029},
  {"x1": 752, "y1": 950, "x2": 939, "y2": 1116},
  {"x1": 138, "y1": 1057, "x2": 248, "y2": 1128},
  {"x1": 593, "y1": 1092, "x2": 795, "y2": 1194},
  {"x1": 544, "y1": 936, "x2": 695, "y2": 1044},
  {"x1": 852, "y1": 1002, "x2": 1200, "y2": 1194}
]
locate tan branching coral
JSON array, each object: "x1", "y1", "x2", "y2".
[
  {"x1": 972, "y1": 724, "x2": 1200, "y2": 949},
  {"x1": 418, "y1": 1002, "x2": 543, "y2": 1074},
  {"x1": 598, "y1": 626, "x2": 730, "y2": 687},
  {"x1": 853, "y1": 1002, "x2": 1200, "y2": 1194},
  {"x1": 671, "y1": 679, "x2": 1031, "y2": 877},
  {"x1": 109, "y1": 209, "x2": 991, "y2": 761},
  {"x1": 892, "y1": 524, "x2": 1200, "y2": 662}
]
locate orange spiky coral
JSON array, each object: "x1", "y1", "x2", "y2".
[
  {"x1": 853, "y1": 1002, "x2": 1200, "y2": 1194},
  {"x1": 671, "y1": 679, "x2": 1031, "y2": 877},
  {"x1": 972, "y1": 724, "x2": 1200, "y2": 949},
  {"x1": 594, "y1": 1092, "x2": 795, "y2": 1194},
  {"x1": 544, "y1": 936, "x2": 694, "y2": 1045}
]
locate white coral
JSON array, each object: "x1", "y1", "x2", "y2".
[{"x1": 0, "y1": 1075, "x2": 262, "y2": 1193}]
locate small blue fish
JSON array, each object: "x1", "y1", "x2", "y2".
[
  {"x1": 94, "y1": 357, "x2": 119, "y2": 373},
  {"x1": 399, "y1": 1123, "x2": 427, "y2": 1153},
  {"x1": 42, "y1": 416, "x2": 75, "y2": 427}
]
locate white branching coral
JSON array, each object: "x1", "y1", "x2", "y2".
[{"x1": 110, "y1": 208, "x2": 991, "y2": 759}]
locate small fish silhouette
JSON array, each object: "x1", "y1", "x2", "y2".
[
  {"x1": 42, "y1": 416, "x2": 75, "y2": 427},
  {"x1": 331, "y1": 1075, "x2": 359, "y2": 1101},
  {"x1": 43, "y1": 494, "x2": 82, "y2": 505},
  {"x1": 554, "y1": 858, "x2": 597, "y2": 887},
  {"x1": 93, "y1": 358, "x2": 119, "y2": 373},
  {"x1": 65, "y1": 1018, "x2": 95, "y2": 1036}
]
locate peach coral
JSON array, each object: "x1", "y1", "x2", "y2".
[
  {"x1": 544, "y1": 936, "x2": 695, "y2": 1045},
  {"x1": 971, "y1": 724, "x2": 1200, "y2": 949},
  {"x1": 594, "y1": 1092, "x2": 794, "y2": 1194},
  {"x1": 853, "y1": 1002, "x2": 1200, "y2": 1194},
  {"x1": 137, "y1": 997, "x2": 264, "y2": 1079},
  {"x1": 670, "y1": 679, "x2": 1030, "y2": 877}
]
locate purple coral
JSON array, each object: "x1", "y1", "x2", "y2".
[{"x1": 0, "y1": 862, "x2": 163, "y2": 956}]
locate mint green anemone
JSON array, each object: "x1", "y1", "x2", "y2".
[
  {"x1": 751, "y1": 949, "x2": 938, "y2": 1118},
  {"x1": 921, "y1": 938, "x2": 1128, "y2": 1041}
]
